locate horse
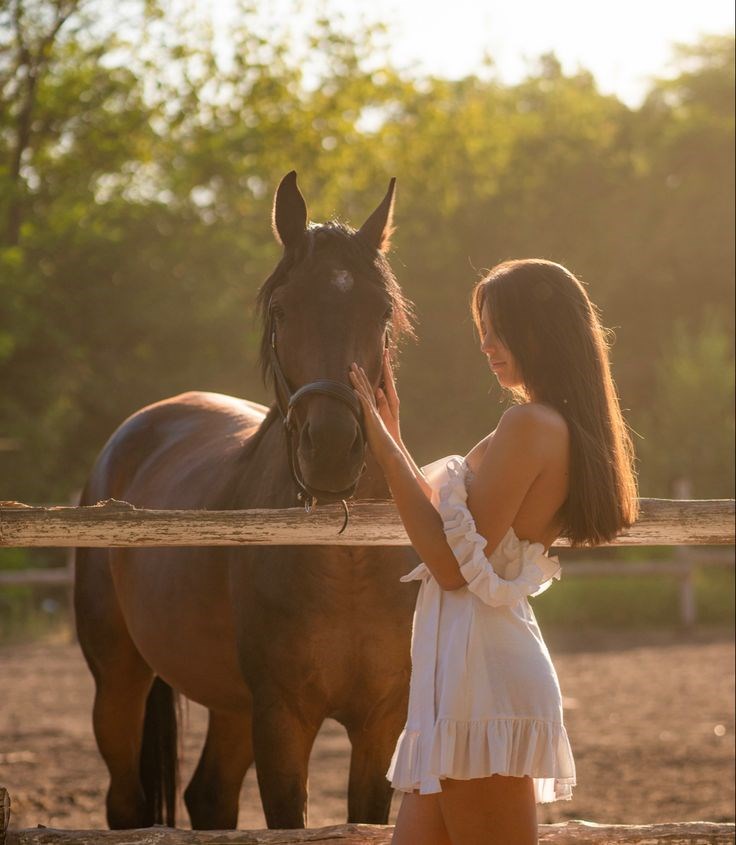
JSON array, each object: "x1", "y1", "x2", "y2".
[{"x1": 74, "y1": 172, "x2": 420, "y2": 831}]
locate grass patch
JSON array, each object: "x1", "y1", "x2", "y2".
[
  {"x1": 1, "y1": 549, "x2": 732, "y2": 640},
  {"x1": 0, "y1": 585, "x2": 73, "y2": 643},
  {"x1": 532, "y1": 565, "x2": 735, "y2": 628},
  {"x1": 0, "y1": 549, "x2": 73, "y2": 642},
  {"x1": 0, "y1": 547, "x2": 67, "y2": 570}
]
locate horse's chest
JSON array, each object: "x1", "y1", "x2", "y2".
[
  {"x1": 236, "y1": 546, "x2": 408, "y2": 602},
  {"x1": 230, "y1": 547, "x2": 415, "y2": 683}
]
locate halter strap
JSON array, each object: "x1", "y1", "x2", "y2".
[{"x1": 267, "y1": 314, "x2": 368, "y2": 522}]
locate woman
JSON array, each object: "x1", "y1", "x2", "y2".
[{"x1": 349, "y1": 259, "x2": 638, "y2": 845}]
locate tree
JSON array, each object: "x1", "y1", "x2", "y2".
[
  {"x1": 0, "y1": 5, "x2": 732, "y2": 505},
  {"x1": 635, "y1": 313, "x2": 735, "y2": 498}
]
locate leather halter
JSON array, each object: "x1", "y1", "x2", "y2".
[{"x1": 268, "y1": 301, "x2": 383, "y2": 531}]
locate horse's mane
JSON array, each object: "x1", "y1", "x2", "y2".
[{"x1": 255, "y1": 222, "x2": 415, "y2": 389}]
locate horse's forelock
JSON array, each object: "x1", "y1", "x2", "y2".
[{"x1": 256, "y1": 223, "x2": 415, "y2": 387}]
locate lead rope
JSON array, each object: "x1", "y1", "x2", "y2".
[
  {"x1": 294, "y1": 448, "x2": 349, "y2": 533},
  {"x1": 294, "y1": 447, "x2": 351, "y2": 534},
  {"x1": 338, "y1": 499, "x2": 349, "y2": 534}
]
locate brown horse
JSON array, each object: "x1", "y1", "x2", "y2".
[{"x1": 74, "y1": 172, "x2": 419, "y2": 831}]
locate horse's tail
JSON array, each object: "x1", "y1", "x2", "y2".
[{"x1": 140, "y1": 676, "x2": 179, "y2": 827}]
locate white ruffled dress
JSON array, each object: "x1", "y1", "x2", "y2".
[{"x1": 386, "y1": 455, "x2": 576, "y2": 803}]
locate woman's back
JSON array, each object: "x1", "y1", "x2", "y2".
[{"x1": 464, "y1": 403, "x2": 571, "y2": 554}]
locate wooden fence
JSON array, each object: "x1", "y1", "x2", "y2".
[
  {"x1": 3, "y1": 822, "x2": 736, "y2": 844},
  {"x1": 1, "y1": 496, "x2": 733, "y2": 548},
  {"x1": 1, "y1": 789, "x2": 734, "y2": 844},
  {"x1": 1, "y1": 500, "x2": 734, "y2": 843},
  {"x1": 2, "y1": 495, "x2": 733, "y2": 625}
]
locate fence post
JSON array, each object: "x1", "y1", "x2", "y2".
[
  {"x1": 671, "y1": 478, "x2": 696, "y2": 627},
  {"x1": 0, "y1": 786, "x2": 8, "y2": 845},
  {"x1": 64, "y1": 490, "x2": 80, "y2": 642}
]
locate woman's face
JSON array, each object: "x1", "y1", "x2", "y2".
[{"x1": 479, "y1": 300, "x2": 524, "y2": 390}]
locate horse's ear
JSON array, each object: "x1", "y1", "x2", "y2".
[
  {"x1": 358, "y1": 178, "x2": 396, "y2": 253},
  {"x1": 272, "y1": 171, "x2": 308, "y2": 249}
]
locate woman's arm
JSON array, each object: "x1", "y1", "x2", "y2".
[
  {"x1": 350, "y1": 364, "x2": 551, "y2": 590},
  {"x1": 395, "y1": 438, "x2": 433, "y2": 500},
  {"x1": 381, "y1": 406, "x2": 549, "y2": 588},
  {"x1": 371, "y1": 350, "x2": 433, "y2": 500},
  {"x1": 380, "y1": 441, "x2": 468, "y2": 589}
]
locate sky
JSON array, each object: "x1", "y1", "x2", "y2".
[{"x1": 213, "y1": 0, "x2": 734, "y2": 107}]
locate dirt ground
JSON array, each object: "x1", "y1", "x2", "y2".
[{"x1": 1, "y1": 626, "x2": 733, "y2": 832}]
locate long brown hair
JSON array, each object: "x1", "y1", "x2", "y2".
[{"x1": 471, "y1": 259, "x2": 638, "y2": 546}]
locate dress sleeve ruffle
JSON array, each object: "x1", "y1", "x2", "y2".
[{"x1": 400, "y1": 456, "x2": 561, "y2": 607}]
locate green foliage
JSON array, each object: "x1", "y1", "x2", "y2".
[
  {"x1": 0, "y1": 1, "x2": 733, "y2": 507},
  {"x1": 1, "y1": 566, "x2": 731, "y2": 641},
  {"x1": 0, "y1": 583, "x2": 72, "y2": 643},
  {"x1": 532, "y1": 567, "x2": 735, "y2": 629},
  {"x1": 635, "y1": 313, "x2": 735, "y2": 497}
]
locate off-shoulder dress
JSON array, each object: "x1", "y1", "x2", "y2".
[{"x1": 386, "y1": 455, "x2": 577, "y2": 804}]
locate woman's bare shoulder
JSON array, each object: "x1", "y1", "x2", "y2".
[
  {"x1": 497, "y1": 403, "x2": 569, "y2": 452},
  {"x1": 466, "y1": 404, "x2": 568, "y2": 474}
]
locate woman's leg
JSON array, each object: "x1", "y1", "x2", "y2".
[
  {"x1": 438, "y1": 774, "x2": 538, "y2": 845},
  {"x1": 391, "y1": 791, "x2": 453, "y2": 845}
]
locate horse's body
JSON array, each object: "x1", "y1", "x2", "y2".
[{"x1": 74, "y1": 174, "x2": 419, "y2": 830}]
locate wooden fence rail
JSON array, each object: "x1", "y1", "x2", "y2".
[
  {"x1": 16, "y1": 780, "x2": 736, "y2": 845},
  {"x1": 3, "y1": 821, "x2": 735, "y2": 845},
  {"x1": 1, "y1": 497, "x2": 734, "y2": 548},
  {"x1": 8, "y1": 787, "x2": 734, "y2": 844},
  {"x1": 0, "y1": 785, "x2": 733, "y2": 845}
]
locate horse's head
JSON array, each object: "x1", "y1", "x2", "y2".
[{"x1": 258, "y1": 171, "x2": 413, "y2": 503}]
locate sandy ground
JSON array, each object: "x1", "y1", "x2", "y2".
[{"x1": 0, "y1": 626, "x2": 733, "y2": 832}]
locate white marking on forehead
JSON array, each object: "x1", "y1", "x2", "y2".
[{"x1": 331, "y1": 269, "x2": 354, "y2": 292}]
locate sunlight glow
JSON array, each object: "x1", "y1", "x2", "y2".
[{"x1": 213, "y1": 0, "x2": 734, "y2": 106}]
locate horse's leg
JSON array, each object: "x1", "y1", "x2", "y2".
[
  {"x1": 251, "y1": 696, "x2": 323, "y2": 828},
  {"x1": 346, "y1": 708, "x2": 407, "y2": 823},
  {"x1": 75, "y1": 548, "x2": 155, "y2": 829},
  {"x1": 91, "y1": 655, "x2": 157, "y2": 828},
  {"x1": 184, "y1": 707, "x2": 253, "y2": 829}
]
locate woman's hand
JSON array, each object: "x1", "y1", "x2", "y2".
[
  {"x1": 354, "y1": 349, "x2": 401, "y2": 441},
  {"x1": 349, "y1": 356, "x2": 400, "y2": 466},
  {"x1": 378, "y1": 348, "x2": 401, "y2": 442}
]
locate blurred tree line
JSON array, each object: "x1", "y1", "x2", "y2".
[{"x1": 1, "y1": 0, "x2": 733, "y2": 504}]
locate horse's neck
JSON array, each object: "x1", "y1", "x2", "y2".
[{"x1": 228, "y1": 408, "x2": 296, "y2": 508}]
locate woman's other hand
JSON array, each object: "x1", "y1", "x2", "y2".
[
  {"x1": 378, "y1": 348, "x2": 401, "y2": 442},
  {"x1": 349, "y1": 359, "x2": 399, "y2": 466}
]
